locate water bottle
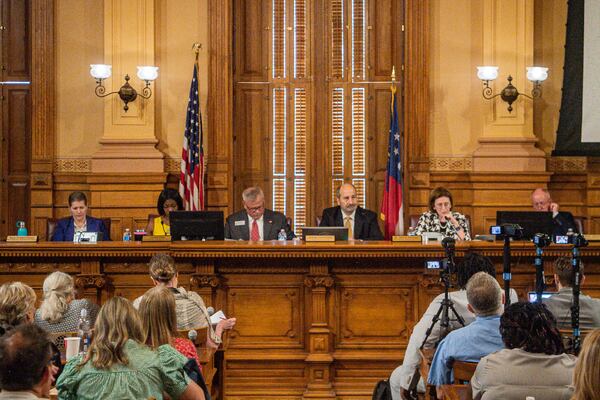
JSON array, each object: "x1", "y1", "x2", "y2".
[
  {"x1": 77, "y1": 308, "x2": 92, "y2": 356},
  {"x1": 16, "y1": 221, "x2": 27, "y2": 236},
  {"x1": 122, "y1": 228, "x2": 131, "y2": 242},
  {"x1": 278, "y1": 229, "x2": 287, "y2": 241}
]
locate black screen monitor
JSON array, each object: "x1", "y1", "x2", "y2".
[
  {"x1": 170, "y1": 211, "x2": 224, "y2": 241},
  {"x1": 301, "y1": 227, "x2": 348, "y2": 241},
  {"x1": 495, "y1": 211, "x2": 554, "y2": 240}
]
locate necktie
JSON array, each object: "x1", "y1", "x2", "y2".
[
  {"x1": 251, "y1": 220, "x2": 260, "y2": 241},
  {"x1": 344, "y1": 216, "x2": 353, "y2": 239}
]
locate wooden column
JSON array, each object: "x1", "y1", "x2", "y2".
[
  {"x1": 30, "y1": 0, "x2": 55, "y2": 236},
  {"x1": 207, "y1": 0, "x2": 233, "y2": 213},
  {"x1": 303, "y1": 262, "x2": 336, "y2": 399}
]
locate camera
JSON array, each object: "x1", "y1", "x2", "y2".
[
  {"x1": 554, "y1": 233, "x2": 588, "y2": 247},
  {"x1": 533, "y1": 233, "x2": 552, "y2": 248},
  {"x1": 490, "y1": 223, "x2": 524, "y2": 238}
]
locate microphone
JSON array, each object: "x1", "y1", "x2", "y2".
[
  {"x1": 206, "y1": 306, "x2": 215, "y2": 316},
  {"x1": 188, "y1": 329, "x2": 198, "y2": 342},
  {"x1": 441, "y1": 236, "x2": 455, "y2": 249}
]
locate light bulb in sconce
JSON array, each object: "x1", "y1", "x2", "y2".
[
  {"x1": 90, "y1": 64, "x2": 112, "y2": 80},
  {"x1": 526, "y1": 67, "x2": 548, "y2": 82},
  {"x1": 137, "y1": 66, "x2": 159, "y2": 81},
  {"x1": 476, "y1": 66, "x2": 499, "y2": 81}
]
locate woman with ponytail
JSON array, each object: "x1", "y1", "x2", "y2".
[{"x1": 35, "y1": 271, "x2": 98, "y2": 333}]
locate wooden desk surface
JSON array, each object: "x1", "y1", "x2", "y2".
[{"x1": 2, "y1": 241, "x2": 599, "y2": 399}]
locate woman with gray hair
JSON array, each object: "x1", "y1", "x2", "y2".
[{"x1": 34, "y1": 271, "x2": 98, "y2": 333}]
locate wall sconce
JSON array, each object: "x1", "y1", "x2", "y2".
[
  {"x1": 90, "y1": 64, "x2": 159, "y2": 112},
  {"x1": 476, "y1": 66, "x2": 548, "y2": 113}
]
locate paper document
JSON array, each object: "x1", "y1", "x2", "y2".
[{"x1": 210, "y1": 310, "x2": 226, "y2": 325}]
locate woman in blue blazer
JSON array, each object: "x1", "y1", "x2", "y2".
[{"x1": 51, "y1": 191, "x2": 110, "y2": 241}]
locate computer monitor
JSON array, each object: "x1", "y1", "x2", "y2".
[
  {"x1": 302, "y1": 227, "x2": 348, "y2": 241},
  {"x1": 495, "y1": 211, "x2": 554, "y2": 240},
  {"x1": 170, "y1": 211, "x2": 224, "y2": 241}
]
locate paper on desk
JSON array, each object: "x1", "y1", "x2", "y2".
[{"x1": 210, "y1": 310, "x2": 226, "y2": 325}]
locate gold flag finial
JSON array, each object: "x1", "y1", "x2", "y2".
[
  {"x1": 391, "y1": 66, "x2": 396, "y2": 83},
  {"x1": 192, "y1": 43, "x2": 202, "y2": 53}
]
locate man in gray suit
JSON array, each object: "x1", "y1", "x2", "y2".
[
  {"x1": 543, "y1": 256, "x2": 600, "y2": 330},
  {"x1": 225, "y1": 186, "x2": 295, "y2": 240}
]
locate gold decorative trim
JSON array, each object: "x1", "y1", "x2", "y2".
[
  {"x1": 165, "y1": 157, "x2": 180, "y2": 173},
  {"x1": 547, "y1": 157, "x2": 587, "y2": 172},
  {"x1": 429, "y1": 157, "x2": 473, "y2": 171},
  {"x1": 54, "y1": 159, "x2": 91, "y2": 173}
]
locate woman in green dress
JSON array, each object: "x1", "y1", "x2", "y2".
[{"x1": 56, "y1": 296, "x2": 205, "y2": 400}]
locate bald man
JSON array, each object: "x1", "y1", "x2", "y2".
[
  {"x1": 319, "y1": 183, "x2": 383, "y2": 240},
  {"x1": 531, "y1": 188, "x2": 578, "y2": 236}
]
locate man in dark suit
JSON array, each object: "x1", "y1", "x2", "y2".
[
  {"x1": 531, "y1": 188, "x2": 578, "y2": 236},
  {"x1": 225, "y1": 186, "x2": 295, "y2": 240},
  {"x1": 319, "y1": 183, "x2": 383, "y2": 240}
]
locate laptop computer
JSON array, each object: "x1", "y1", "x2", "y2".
[{"x1": 495, "y1": 211, "x2": 554, "y2": 240}]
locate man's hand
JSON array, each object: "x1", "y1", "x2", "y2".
[{"x1": 550, "y1": 202, "x2": 559, "y2": 214}]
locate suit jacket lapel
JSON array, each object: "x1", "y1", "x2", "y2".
[
  {"x1": 353, "y1": 207, "x2": 365, "y2": 239},
  {"x1": 335, "y1": 207, "x2": 344, "y2": 227},
  {"x1": 239, "y1": 211, "x2": 250, "y2": 240},
  {"x1": 263, "y1": 209, "x2": 274, "y2": 240}
]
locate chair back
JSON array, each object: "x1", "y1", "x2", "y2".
[
  {"x1": 452, "y1": 360, "x2": 477, "y2": 383},
  {"x1": 559, "y1": 328, "x2": 593, "y2": 354},
  {"x1": 178, "y1": 327, "x2": 217, "y2": 395},
  {"x1": 286, "y1": 217, "x2": 293, "y2": 230},
  {"x1": 573, "y1": 216, "x2": 586, "y2": 234},
  {"x1": 47, "y1": 218, "x2": 112, "y2": 241}
]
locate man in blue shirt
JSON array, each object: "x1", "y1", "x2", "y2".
[{"x1": 427, "y1": 272, "x2": 505, "y2": 398}]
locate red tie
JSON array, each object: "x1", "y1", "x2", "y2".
[{"x1": 251, "y1": 220, "x2": 260, "y2": 241}]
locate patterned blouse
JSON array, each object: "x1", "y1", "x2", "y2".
[
  {"x1": 34, "y1": 299, "x2": 99, "y2": 333},
  {"x1": 173, "y1": 337, "x2": 201, "y2": 370},
  {"x1": 414, "y1": 211, "x2": 471, "y2": 240}
]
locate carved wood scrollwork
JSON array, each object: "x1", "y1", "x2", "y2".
[
  {"x1": 190, "y1": 274, "x2": 221, "y2": 289},
  {"x1": 75, "y1": 274, "x2": 107, "y2": 289},
  {"x1": 304, "y1": 276, "x2": 335, "y2": 288}
]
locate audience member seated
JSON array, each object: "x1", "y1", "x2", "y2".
[
  {"x1": 51, "y1": 191, "x2": 110, "y2": 241},
  {"x1": 572, "y1": 329, "x2": 600, "y2": 400},
  {"x1": 0, "y1": 324, "x2": 57, "y2": 400},
  {"x1": 0, "y1": 282, "x2": 37, "y2": 337},
  {"x1": 319, "y1": 182, "x2": 384, "y2": 240},
  {"x1": 56, "y1": 296, "x2": 206, "y2": 400},
  {"x1": 544, "y1": 257, "x2": 600, "y2": 330},
  {"x1": 139, "y1": 285, "x2": 201, "y2": 368},
  {"x1": 531, "y1": 188, "x2": 578, "y2": 236},
  {"x1": 428, "y1": 272, "x2": 505, "y2": 398},
  {"x1": 133, "y1": 253, "x2": 236, "y2": 347},
  {"x1": 389, "y1": 253, "x2": 517, "y2": 400},
  {"x1": 225, "y1": 186, "x2": 295, "y2": 240},
  {"x1": 34, "y1": 271, "x2": 99, "y2": 333},
  {"x1": 414, "y1": 187, "x2": 470, "y2": 240},
  {"x1": 145, "y1": 188, "x2": 184, "y2": 236},
  {"x1": 0, "y1": 282, "x2": 62, "y2": 375},
  {"x1": 471, "y1": 302, "x2": 576, "y2": 400}
]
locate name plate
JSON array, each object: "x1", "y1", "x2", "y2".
[
  {"x1": 391, "y1": 235, "x2": 421, "y2": 242},
  {"x1": 143, "y1": 235, "x2": 172, "y2": 242},
  {"x1": 74, "y1": 232, "x2": 98, "y2": 244},
  {"x1": 6, "y1": 235, "x2": 38, "y2": 243},
  {"x1": 584, "y1": 234, "x2": 600, "y2": 242},
  {"x1": 305, "y1": 235, "x2": 336, "y2": 242}
]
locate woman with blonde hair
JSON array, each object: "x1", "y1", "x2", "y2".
[
  {"x1": 134, "y1": 253, "x2": 236, "y2": 347},
  {"x1": 34, "y1": 271, "x2": 98, "y2": 333},
  {"x1": 56, "y1": 296, "x2": 205, "y2": 400},
  {"x1": 140, "y1": 286, "x2": 200, "y2": 367},
  {"x1": 572, "y1": 329, "x2": 600, "y2": 400},
  {"x1": 0, "y1": 282, "x2": 37, "y2": 336}
]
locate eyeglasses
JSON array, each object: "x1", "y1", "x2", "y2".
[{"x1": 246, "y1": 205, "x2": 264, "y2": 212}]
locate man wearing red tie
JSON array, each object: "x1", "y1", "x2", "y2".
[
  {"x1": 224, "y1": 186, "x2": 295, "y2": 241},
  {"x1": 319, "y1": 183, "x2": 383, "y2": 240}
]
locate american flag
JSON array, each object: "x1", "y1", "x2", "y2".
[
  {"x1": 380, "y1": 84, "x2": 404, "y2": 239},
  {"x1": 179, "y1": 64, "x2": 204, "y2": 210}
]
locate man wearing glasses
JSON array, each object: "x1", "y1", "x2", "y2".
[{"x1": 225, "y1": 186, "x2": 295, "y2": 241}]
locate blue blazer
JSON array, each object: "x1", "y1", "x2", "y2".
[{"x1": 51, "y1": 217, "x2": 110, "y2": 241}]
